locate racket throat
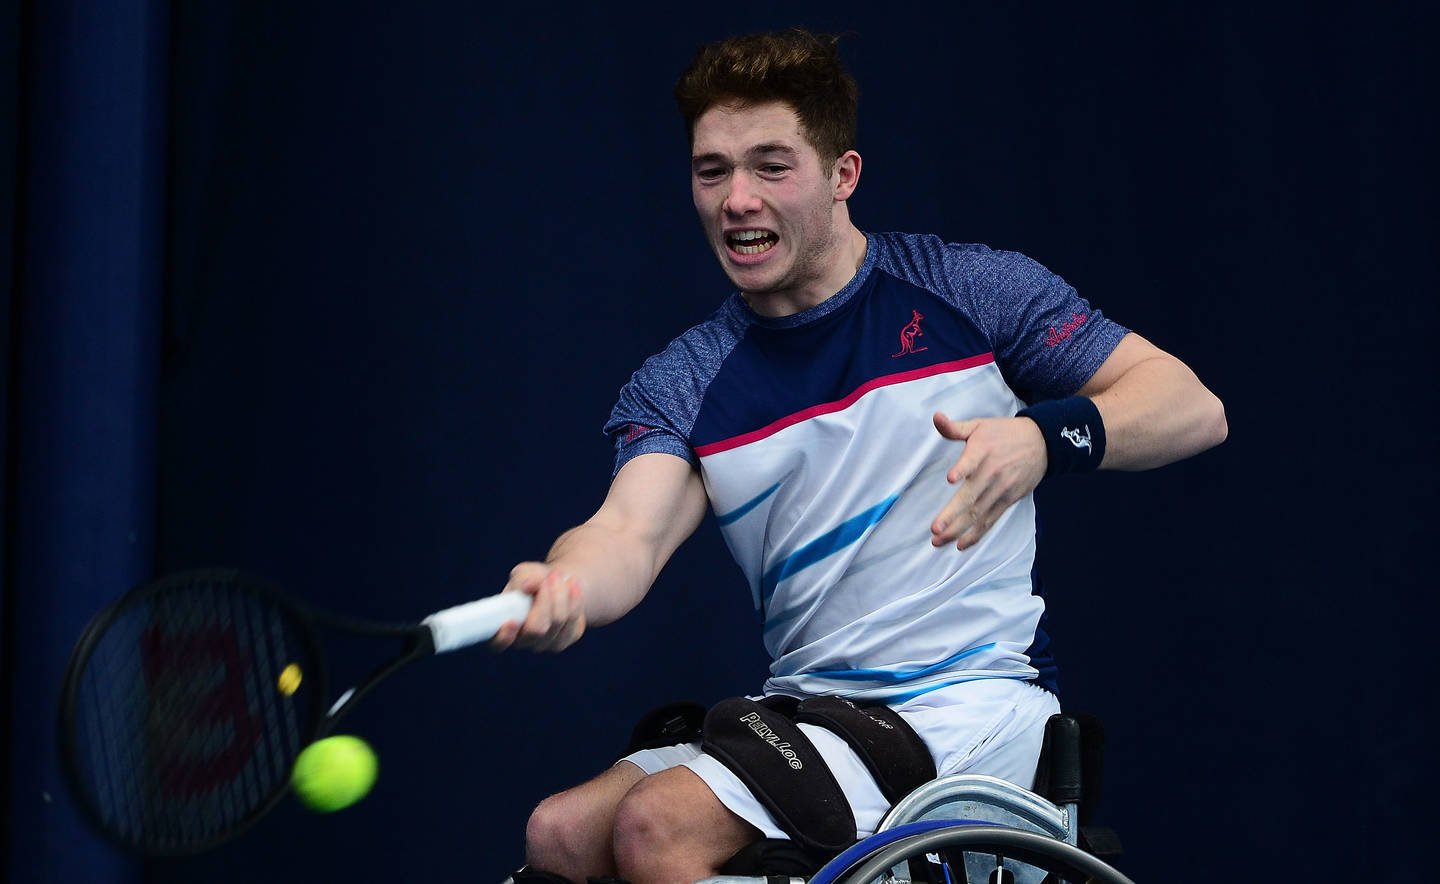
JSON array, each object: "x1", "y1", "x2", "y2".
[{"x1": 327, "y1": 687, "x2": 357, "y2": 719}]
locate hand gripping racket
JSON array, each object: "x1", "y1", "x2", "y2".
[{"x1": 56, "y1": 568, "x2": 532, "y2": 856}]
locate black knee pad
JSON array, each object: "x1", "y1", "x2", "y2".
[
  {"x1": 794, "y1": 696, "x2": 937, "y2": 804},
  {"x1": 633, "y1": 694, "x2": 938, "y2": 863},
  {"x1": 702, "y1": 696, "x2": 857, "y2": 856}
]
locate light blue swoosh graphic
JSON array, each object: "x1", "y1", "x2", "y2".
[
  {"x1": 716, "y1": 482, "x2": 781, "y2": 527},
  {"x1": 760, "y1": 493, "x2": 900, "y2": 616},
  {"x1": 798, "y1": 643, "x2": 1000, "y2": 683},
  {"x1": 881, "y1": 674, "x2": 1026, "y2": 704}
]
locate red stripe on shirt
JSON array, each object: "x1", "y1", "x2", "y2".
[{"x1": 694, "y1": 353, "x2": 996, "y2": 457}]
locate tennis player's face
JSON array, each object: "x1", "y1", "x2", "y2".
[{"x1": 690, "y1": 101, "x2": 853, "y2": 308}]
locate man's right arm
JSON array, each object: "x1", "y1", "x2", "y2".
[{"x1": 488, "y1": 452, "x2": 709, "y2": 653}]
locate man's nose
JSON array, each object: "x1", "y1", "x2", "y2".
[{"x1": 723, "y1": 173, "x2": 761, "y2": 216}]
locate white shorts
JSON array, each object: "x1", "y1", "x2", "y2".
[{"x1": 620, "y1": 678, "x2": 1061, "y2": 841}]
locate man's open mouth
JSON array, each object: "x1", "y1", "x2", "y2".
[{"x1": 727, "y1": 230, "x2": 777, "y2": 256}]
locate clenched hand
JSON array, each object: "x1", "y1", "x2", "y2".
[{"x1": 487, "y1": 564, "x2": 587, "y2": 653}]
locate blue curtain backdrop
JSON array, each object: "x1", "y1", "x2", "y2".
[
  {"x1": 3, "y1": 2, "x2": 1434, "y2": 882},
  {"x1": 3, "y1": 0, "x2": 166, "y2": 882}
]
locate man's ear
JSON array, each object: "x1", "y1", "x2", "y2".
[{"x1": 833, "y1": 149, "x2": 862, "y2": 201}]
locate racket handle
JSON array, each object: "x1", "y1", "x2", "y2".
[{"x1": 422, "y1": 592, "x2": 533, "y2": 654}]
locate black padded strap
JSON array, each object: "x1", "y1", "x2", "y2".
[
  {"x1": 702, "y1": 697, "x2": 856, "y2": 856},
  {"x1": 621, "y1": 701, "x2": 706, "y2": 759},
  {"x1": 793, "y1": 696, "x2": 937, "y2": 804}
]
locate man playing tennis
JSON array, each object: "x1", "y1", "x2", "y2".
[{"x1": 492, "y1": 28, "x2": 1226, "y2": 884}]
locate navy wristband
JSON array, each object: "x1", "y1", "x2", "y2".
[{"x1": 1017, "y1": 396, "x2": 1106, "y2": 477}]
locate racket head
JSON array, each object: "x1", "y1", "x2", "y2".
[{"x1": 58, "y1": 569, "x2": 329, "y2": 856}]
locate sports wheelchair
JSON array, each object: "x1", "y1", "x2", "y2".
[{"x1": 698, "y1": 712, "x2": 1131, "y2": 884}]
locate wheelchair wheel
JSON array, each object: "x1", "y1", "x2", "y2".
[{"x1": 811, "y1": 820, "x2": 1135, "y2": 884}]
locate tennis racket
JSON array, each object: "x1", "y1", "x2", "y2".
[{"x1": 56, "y1": 567, "x2": 532, "y2": 856}]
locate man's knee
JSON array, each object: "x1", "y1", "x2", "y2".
[
  {"x1": 610, "y1": 776, "x2": 680, "y2": 869},
  {"x1": 525, "y1": 763, "x2": 647, "y2": 878},
  {"x1": 526, "y1": 783, "x2": 627, "y2": 876},
  {"x1": 611, "y1": 769, "x2": 759, "y2": 881},
  {"x1": 525, "y1": 791, "x2": 588, "y2": 871}
]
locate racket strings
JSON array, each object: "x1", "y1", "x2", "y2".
[{"x1": 69, "y1": 576, "x2": 318, "y2": 852}]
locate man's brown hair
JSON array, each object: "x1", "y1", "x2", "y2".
[{"x1": 674, "y1": 29, "x2": 858, "y2": 167}]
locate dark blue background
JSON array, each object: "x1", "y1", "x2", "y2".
[{"x1": 4, "y1": 2, "x2": 1434, "y2": 881}]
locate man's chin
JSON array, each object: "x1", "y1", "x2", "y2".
[
  {"x1": 720, "y1": 261, "x2": 784, "y2": 296},
  {"x1": 731, "y1": 277, "x2": 786, "y2": 299}
]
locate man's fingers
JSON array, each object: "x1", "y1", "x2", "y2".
[
  {"x1": 524, "y1": 578, "x2": 557, "y2": 638},
  {"x1": 933, "y1": 412, "x2": 976, "y2": 441},
  {"x1": 503, "y1": 562, "x2": 547, "y2": 596},
  {"x1": 933, "y1": 499, "x2": 993, "y2": 549},
  {"x1": 550, "y1": 606, "x2": 587, "y2": 653},
  {"x1": 941, "y1": 468, "x2": 1023, "y2": 548},
  {"x1": 954, "y1": 478, "x2": 1008, "y2": 548},
  {"x1": 487, "y1": 619, "x2": 521, "y2": 652},
  {"x1": 489, "y1": 563, "x2": 544, "y2": 651},
  {"x1": 952, "y1": 512, "x2": 991, "y2": 550},
  {"x1": 947, "y1": 454, "x2": 977, "y2": 485},
  {"x1": 491, "y1": 563, "x2": 589, "y2": 653},
  {"x1": 541, "y1": 576, "x2": 576, "y2": 646},
  {"x1": 939, "y1": 420, "x2": 986, "y2": 484},
  {"x1": 500, "y1": 571, "x2": 587, "y2": 653},
  {"x1": 545, "y1": 578, "x2": 585, "y2": 651},
  {"x1": 931, "y1": 481, "x2": 978, "y2": 545},
  {"x1": 933, "y1": 456, "x2": 1017, "y2": 546}
]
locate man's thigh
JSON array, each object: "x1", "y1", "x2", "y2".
[{"x1": 548, "y1": 759, "x2": 648, "y2": 816}]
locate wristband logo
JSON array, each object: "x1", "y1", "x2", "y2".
[{"x1": 1060, "y1": 424, "x2": 1093, "y2": 453}]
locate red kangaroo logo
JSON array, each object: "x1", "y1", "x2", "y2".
[{"x1": 891, "y1": 309, "x2": 929, "y2": 357}]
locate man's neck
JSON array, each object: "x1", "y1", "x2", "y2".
[{"x1": 742, "y1": 224, "x2": 868, "y2": 319}]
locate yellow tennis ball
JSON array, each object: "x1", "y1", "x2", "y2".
[
  {"x1": 277, "y1": 663, "x2": 303, "y2": 696},
  {"x1": 291, "y1": 735, "x2": 378, "y2": 812}
]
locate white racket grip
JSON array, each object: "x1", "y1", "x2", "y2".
[{"x1": 422, "y1": 592, "x2": 533, "y2": 654}]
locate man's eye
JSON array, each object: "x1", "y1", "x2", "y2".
[
  {"x1": 695, "y1": 168, "x2": 725, "y2": 181},
  {"x1": 761, "y1": 165, "x2": 788, "y2": 175}
]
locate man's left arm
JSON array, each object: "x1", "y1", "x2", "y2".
[
  {"x1": 1075, "y1": 332, "x2": 1228, "y2": 470},
  {"x1": 930, "y1": 332, "x2": 1227, "y2": 549}
]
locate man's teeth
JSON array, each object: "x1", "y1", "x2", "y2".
[{"x1": 729, "y1": 231, "x2": 775, "y2": 255}]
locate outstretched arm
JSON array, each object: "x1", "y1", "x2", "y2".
[
  {"x1": 930, "y1": 332, "x2": 1227, "y2": 549},
  {"x1": 490, "y1": 452, "x2": 709, "y2": 652},
  {"x1": 1075, "y1": 332, "x2": 1228, "y2": 470}
]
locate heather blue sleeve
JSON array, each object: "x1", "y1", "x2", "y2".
[
  {"x1": 952, "y1": 246, "x2": 1128, "y2": 400},
  {"x1": 602, "y1": 304, "x2": 745, "y2": 477},
  {"x1": 603, "y1": 355, "x2": 700, "y2": 477},
  {"x1": 874, "y1": 233, "x2": 1128, "y2": 401}
]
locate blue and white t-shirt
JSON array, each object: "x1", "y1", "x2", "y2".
[{"x1": 604, "y1": 232, "x2": 1127, "y2": 702}]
